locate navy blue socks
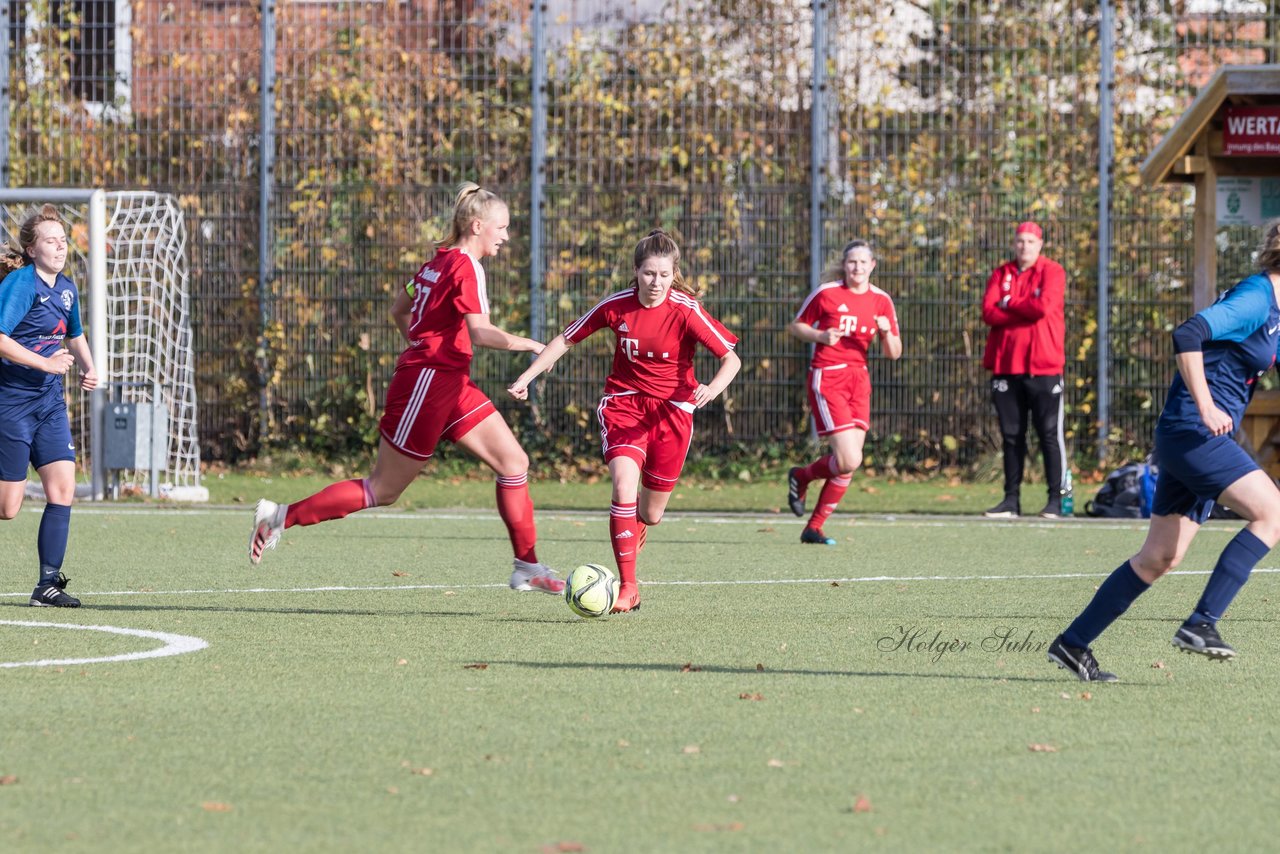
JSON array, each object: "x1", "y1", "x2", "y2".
[
  {"x1": 37, "y1": 502, "x2": 71, "y2": 584},
  {"x1": 1062, "y1": 560, "x2": 1151, "y2": 649},
  {"x1": 1190, "y1": 528, "x2": 1270, "y2": 626}
]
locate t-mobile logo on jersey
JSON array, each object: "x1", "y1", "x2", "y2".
[
  {"x1": 620, "y1": 338, "x2": 671, "y2": 362},
  {"x1": 838, "y1": 315, "x2": 860, "y2": 336}
]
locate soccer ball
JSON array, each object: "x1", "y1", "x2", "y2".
[{"x1": 564, "y1": 563, "x2": 619, "y2": 618}]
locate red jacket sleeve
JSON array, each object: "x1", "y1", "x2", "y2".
[
  {"x1": 1004, "y1": 260, "x2": 1064, "y2": 323},
  {"x1": 981, "y1": 266, "x2": 1017, "y2": 327}
]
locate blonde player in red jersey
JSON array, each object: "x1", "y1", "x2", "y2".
[
  {"x1": 508, "y1": 230, "x2": 741, "y2": 612},
  {"x1": 785, "y1": 240, "x2": 902, "y2": 545},
  {"x1": 249, "y1": 183, "x2": 565, "y2": 595}
]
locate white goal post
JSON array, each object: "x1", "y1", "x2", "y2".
[{"x1": 0, "y1": 188, "x2": 207, "y2": 501}]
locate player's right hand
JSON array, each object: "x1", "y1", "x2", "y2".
[
  {"x1": 45, "y1": 349, "x2": 74, "y2": 375},
  {"x1": 1199, "y1": 404, "x2": 1234, "y2": 437},
  {"x1": 507, "y1": 381, "x2": 529, "y2": 401}
]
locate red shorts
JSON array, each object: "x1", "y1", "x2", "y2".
[
  {"x1": 596, "y1": 392, "x2": 694, "y2": 493},
  {"x1": 379, "y1": 367, "x2": 495, "y2": 460},
  {"x1": 807, "y1": 364, "x2": 871, "y2": 437}
]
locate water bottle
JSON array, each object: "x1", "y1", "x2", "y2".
[{"x1": 1061, "y1": 472, "x2": 1074, "y2": 517}]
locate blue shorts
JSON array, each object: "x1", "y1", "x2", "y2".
[
  {"x1": 1152, "y1": 426, "x2": 1258, "y2": 523},
  {"x1": 0, "y1": 391, "x2": 76, "y2": 481}
]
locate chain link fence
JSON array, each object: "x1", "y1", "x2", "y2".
[{"x1": 3, "y1": 0, "x2": 1278, "y2": 468}]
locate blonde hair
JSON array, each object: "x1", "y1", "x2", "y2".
[
  {"x1": 437, "y1": 182, "x2": 505, "y2": 249},
  {"x1": 629, "y1": 229, "x2": 701, "y2": 298},
  {"x1": 1, "y1": 204, "x2": 64, "y2": 275},
  {"x1": 1258, "y1": 220, "x2": 1280, "y2": 273}
]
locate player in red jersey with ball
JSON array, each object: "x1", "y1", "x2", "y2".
[
  {"x1": 250, "y1": 183, "x2": 564, "y2": 595},
  {"x1": 508, "y1": 230, "x2": 741, "y2": 612},
  {"x1": 786, "y1": 240, "x2": 902, "y2": 545}
]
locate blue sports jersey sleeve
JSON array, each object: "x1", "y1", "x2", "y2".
[
  {"x1": 1199, "y1": 275, "x2": 1273, "y2": 343},
  {"x1": 0, "y1": 268, "x2": 35, "y2": 336},
  {"x1": 66, "y1": 286, "x2": 83, "y2": 338}
]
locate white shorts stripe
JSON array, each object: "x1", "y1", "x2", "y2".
[{"x1": 394, "y1": 368, "x2": 435, "y2": 447}]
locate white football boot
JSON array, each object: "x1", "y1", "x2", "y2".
[
  {"x1": 509, "y1": 559, "x2": 565, "y2": 594},
  {"x1": 249, "y1": 499, "x2": 287, "y2": 565}
]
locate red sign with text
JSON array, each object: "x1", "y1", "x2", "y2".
[{"x1": 1223, "y1": 106, "x2": 1280, "y2": 156}]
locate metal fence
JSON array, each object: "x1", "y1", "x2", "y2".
[{"x1": 3, "y1": 0, "x2": 1279, "y2": 468}]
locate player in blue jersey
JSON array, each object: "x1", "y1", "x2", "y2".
[
  {"x1": 1048, "y1": 223, "x2": 1280, "y2": 681},
  {"x1": 0, "y1": 205, "x2": 99, "y2": 607}
]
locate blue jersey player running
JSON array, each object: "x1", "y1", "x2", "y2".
[
  {"x1": 1048, "y1": 223, "x2": 1280, "y2": 681},
  {"x1": 0, "y1": 205, "x2": 99, "y2": 607}
]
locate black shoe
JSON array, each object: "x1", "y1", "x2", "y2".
[
  {"x1": 984, "y1": 496, "x2": 1020, "y2": 518},
  {"x1": 30, "y1": 573, "x2": 81, "y2": 608},
  {"x1": 1039, "y1": 497, "x2": 1063, "y2": 519},
  {"x1": 1172, "y1": 621, "x2": 1236, "y2": 660},
  {"x1": 800, "y1": 527, "x2": 836, "y2": 546},
  {"x1": 787, "y1": 467, "x2": 806, "y2": 517},
  {"x1": 1046, "y1": 635, "x2": 1118, "y2": 682}
]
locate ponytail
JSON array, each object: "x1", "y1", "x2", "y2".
[{"x1": 437, "y1": 182, "x2": 505, "y2": 249}]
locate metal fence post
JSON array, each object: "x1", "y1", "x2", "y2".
[
  {"x1": 0, "y1": 0, "x2": 10, "y2": 189},
  {"x1": 1096, "y1": 0, "x2": 1114, "y2": 465},
  {"x1": 809, "y1": 0, "x2": 827, "y2": 294},
  {"x1": 529, "y1": 0, "x2": 547, "y2": 379},
  {"x1": 258, "y1": 0, "x2": 276, "y2": 442}
]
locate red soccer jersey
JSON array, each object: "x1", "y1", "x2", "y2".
[
  {"x1": 562, "y1": 289, "x2": 738, "y2": 403},
  {"x1": 396, "y1": 247, "x2": 490, "y2": 372},
  {"x1": 794, "y1": 281, "x2": 899, "y2": 369}
]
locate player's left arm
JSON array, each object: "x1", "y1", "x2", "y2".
[
  {"x1": 694, "y1": 349, "x2": 741, "y2": 409},
  {"x1": 63, "y1": 334, "x2": 98, "y2": 391},
  {"x1": 874, "y1": 297, "x2": 903, "y2": 360},
  {"x1": 464, "y1": 313, "x2": 545, "y2": 354}
]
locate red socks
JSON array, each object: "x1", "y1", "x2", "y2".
[
  {"x1": 496, "y1": 473, "x2": 538, "y2": 564},
  {"x1": 609, "y1": 501, "x2": 639, "y2": 586},
  {"x1": 796, "y1": 454, "x2": 837, "y2": 487},
  {"x1": 285, "y1": 478, "x2": 375, "y2": 528},
  {"x1": 807, "y1": 473, "x2": 852, "y2": 531}
]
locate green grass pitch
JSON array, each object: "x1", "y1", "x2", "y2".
[{"x1": 3, "y1": 505, "x2": 1279, "y2": 851}]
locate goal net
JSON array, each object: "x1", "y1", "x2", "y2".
[{"x1": 0, "y1": 190, "x2": 206, "y2": 501}]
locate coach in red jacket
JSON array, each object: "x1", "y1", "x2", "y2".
[{"x1": 980, "y1": 221, "x2": 1069, "y2": 519}]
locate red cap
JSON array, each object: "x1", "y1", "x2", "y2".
[{"x1": 1015, "y1": 221, "x2": 1043, "y2": 240}]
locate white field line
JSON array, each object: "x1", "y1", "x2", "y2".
[
  {"x1": 0, "y1": 620, "x2": 208, "y2": 668},
  {"x1": 4, "y1": 568, "x2": 1279, "y2": 600},
  {"x1": 26, "y1": 504, "x2": 1161, "y2": 531}
]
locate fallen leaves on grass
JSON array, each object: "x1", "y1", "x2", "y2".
[
  {"x1": 1079, "y1": 692, "x2": 1093, "y2": 700},
  {"x1": 0, "y1": 775, "x2": 17, "y2": 786},
  {"x1": 409, "y1": 767, "x2": 434, "y2": 776},
  {"x1": 767, "y1": 759, "x2": 785, "y2": 768},
  {"x1": 830, "y1": 581, "x2": 840, "y2": 587},
  {"x1": 679, "y1": 663, "x2": 702, "y2": 673},
  {"x1": 392, "y1": 571, "x2": 409, "y2": 577},
  {"x1": 738, "y1": 692, "x2": 764, "y2": 701},
  {"x1": 464, "y1": 663, "x2": 488, "y2": 670},
  {"x1": 682, "y1": 745, "x2": 701, "y2": 755},
  {"x1": 692, "y1": 822, "x2": 744, "y2": 832},
  {"x1": 1028, "y1": 743, "x2": 1059, "y2": 753},
  {"x1": 396, "y1": 659, "x2": 408, "y2": 666},
  {"x1": 1151, "y1": 661, "x2": 1166, "y2": 669},
  {"x1": 756, "y1": 526, "x2": 775, "y2": 533},
  {"x1": 756, "y1": 663, "x2": 764, "y2": 671},
  {"x1": 201, "y1": 802, "x2": 233, "y2": 812},
  {"x1": 541, "y1": 843, "x2": 587, "y2": 853},
  {"x1": 851, "y1": 795, "x2": 873, "y2": 813},
  {"x1": 935, "y1": 494, "x2": 956, "y2": 502}
]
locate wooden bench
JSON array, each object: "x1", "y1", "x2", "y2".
[{"x1": 1243, "y1": 389, "x2": 1280, "y2": 479}]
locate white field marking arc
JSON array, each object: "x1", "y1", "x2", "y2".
[
  {"x1": 0, "y1": 620, "x2": 208, "y2": 668},
  {"x1": 3, "y1": 567, "x2": 1278, "y2": 600}
]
